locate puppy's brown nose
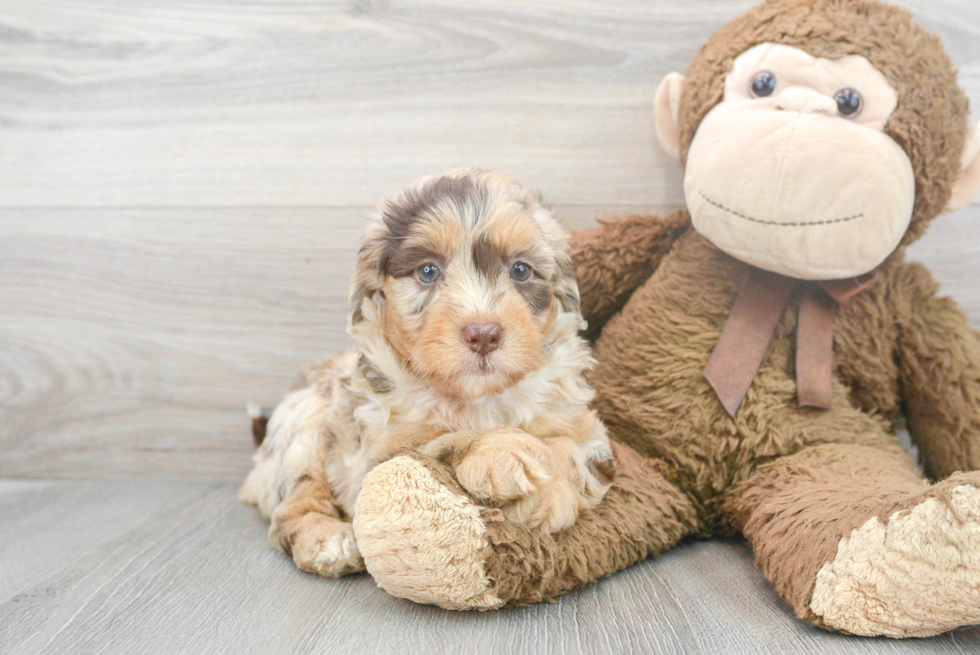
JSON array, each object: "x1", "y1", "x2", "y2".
[{"x1": 462, "y1": 323, "x2": 503, "y2": 355}]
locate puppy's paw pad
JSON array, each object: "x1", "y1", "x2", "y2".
[
  {"x1": 456, "y1": 449, "x2": 549, "y2": 502},
  {"x1": 293, "y1": 525, "x2": 365, "y2": 578},
  {"x1": 532, "y1": 494, "x2": 580, "y2": 534},
  {"x1": 311, "y1": 533, "x2": 361, "y2": 573},
  {"x1": 505, "y1": 480, "x2": 581, "y2": 534}
]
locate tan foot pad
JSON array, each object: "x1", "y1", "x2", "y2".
[
  {"x1": 352, "y1": 455, "x2": 503, "y2": 610},
  {"x1": 293, "y1": 526, "x2": 364, "y2": 578},
  {"x1": 810, "y1": 484, "x2": 980, "y2": 637}
]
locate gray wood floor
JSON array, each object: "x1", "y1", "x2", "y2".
[
  {"x1": 2, "y1": 1, "x2": 980, "y2": 653},
  {"x1": 2, "y1": 480, "x2": 979, "y2": 655}
]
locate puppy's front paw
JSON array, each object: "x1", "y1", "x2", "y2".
[
  {"x1": 453, "y1": 430, "x2": 552, "y2": 503},
  {"x1": 507, "y1": 478, "x2": 582, "y2": 533},
  {"x1": 286, "y1": 520, "x2": 365, "y2": 578}
]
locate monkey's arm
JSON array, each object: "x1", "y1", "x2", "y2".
[
  {"x1": 894, "y1": 261, "x2": 980, "y2": 479},
  {"x1": 571, "y1": 210, "x2": 689, "y2": 339},
  {"x1": 353, "y1": 441, "x2": 700, "y2": 610}
]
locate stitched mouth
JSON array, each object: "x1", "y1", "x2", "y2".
[{"x1": 699, "y1": 192, "x2": 864, "y2": 227}]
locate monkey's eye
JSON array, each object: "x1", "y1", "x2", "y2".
[
  {"x1": 417, "y1": 263, "x2": 441, "y2": 284},
  {"x1": 510, "y1": 262, "x2": 532, "y2": 282},
  {"x1": 750, "y1": 71, "x2": 777, "y2": 98},
  {"x1": 834, "y1": 88, "x2": 863, "y2": 118}
]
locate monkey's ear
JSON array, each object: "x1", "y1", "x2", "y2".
[
  {"x1": 947, "y1": 123, "x2": 980, "y2": 213},
  {"x1": 654, "y1": 72, "x2": 685, "y2": 160}
]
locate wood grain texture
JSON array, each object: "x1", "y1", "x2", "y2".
[
  {"x1": 1, "y1": 480, "x2": 978, "y2": 655},
  {"x1": 0, "y1": 0, "x2": 976, "y2": 208},
  {"x1": 0, "y1": 208, "x2": 359, "y2": 479}
]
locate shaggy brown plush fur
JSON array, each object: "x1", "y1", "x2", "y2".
[{"x1": 352, "y1": 0, "x2": 980, "y2": 637}]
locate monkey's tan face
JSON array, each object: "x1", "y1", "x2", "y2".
[
  {"x1": 684, "y1": 43, "x2": 915, "y2": 280},
  {"x1": 353, "y1": 172, "x2": 577, "y2": 400}
]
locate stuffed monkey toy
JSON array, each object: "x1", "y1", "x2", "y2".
[{"x1": 351, "y1": 0, "x2": 980, "y2": 637}]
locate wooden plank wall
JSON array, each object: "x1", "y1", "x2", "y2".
[{"x1": 1, "y1": 0, "x2": 978, "y2": 480}]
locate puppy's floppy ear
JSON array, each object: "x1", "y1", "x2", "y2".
[
  {"x1": 530, "y1": 204, "x2": 580, "y2": 315},
  {"x1": 553, "y1": 245, "x2": 580, "y2": 314},
  {"x1": 349, "y1": 216, "x2": 388, "y2": 326}
]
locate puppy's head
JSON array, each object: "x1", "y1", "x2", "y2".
[{"x1": 351, "y1": 168, "x2": 580, "y2": 399}]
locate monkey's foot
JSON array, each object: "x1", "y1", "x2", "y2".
[
  {"x1": 810, "y1": 476, "x2": 980, "y2": 637},
  {"x1": 353, "y1": 454, "x2": 503, "y2": 610}
]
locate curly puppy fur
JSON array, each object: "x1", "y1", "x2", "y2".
[{"x1": 239, "y1": 168, "x2": 612, "y2": 576}]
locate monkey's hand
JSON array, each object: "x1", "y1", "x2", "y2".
[
  {"x1": 571, "y1": 210, "x2": 689, "y2": 340},
  {"x1": 894, "y1": 262, "x2": 980, "y2": 479}
]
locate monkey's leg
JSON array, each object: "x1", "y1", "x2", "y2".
[
  {"x1": 352, "y1": 440, "x2": 700, "y2": 609},
  {"x1": 723, "y1": 443, "x2": 980, "y2": 637},
  {"x1": 269, "y1": 476, "x2": 365, "y2": 578}
]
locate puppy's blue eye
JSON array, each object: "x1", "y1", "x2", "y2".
[
  {"x1": 417, "y1": 264, "x2": 441, "y2": 284},
  {"x1": 751, "y1": 71, "x2": 777, "y2": 98},
  {"x1": 510, "y1": 262, "x2": 532, "y2": 282}
]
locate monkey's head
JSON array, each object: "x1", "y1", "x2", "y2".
[{"x1": 654, "y1": 0, "x2": 980, "y2": 280}]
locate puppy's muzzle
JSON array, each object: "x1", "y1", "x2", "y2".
[{"x1": 462, "y1": 323, "x2": 503, "y2": 355}]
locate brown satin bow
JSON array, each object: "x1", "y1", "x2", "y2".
[{"x1": 704, "y1": 268, "x2": 878, "y2": 417}]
